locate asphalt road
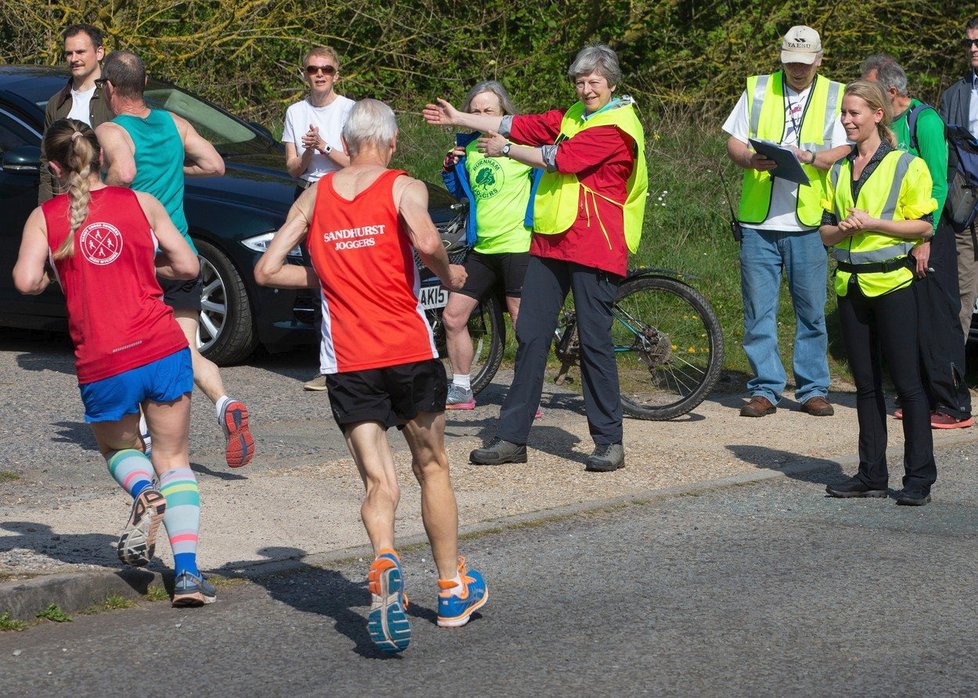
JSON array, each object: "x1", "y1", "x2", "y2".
[{"x1": 2, "y1": 444, "x2": 977, "y2": 697}]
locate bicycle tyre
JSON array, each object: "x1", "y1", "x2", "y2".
[
  {"x1": 612, "y1": 275, "x2": 724, "y2": 420},
  {"x1": 428, "y1": 294, "x2": 505, "y2": 397}
]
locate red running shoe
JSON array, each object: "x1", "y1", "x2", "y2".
[
  {"x1": 221, "y1": 400, "x2": 255, "y2": 468},
  {"x1": 931, "y1": 412, "x2": 974, "y2": 429}
]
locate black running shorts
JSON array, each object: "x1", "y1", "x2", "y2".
[
  {"x1": 159, "y1": 266, "x2": 204, "y2": 313},
  {"x1": 456, "y1": 251, "x2": 530, "y2": 301},
  {"x1": 325, "y1": 359, "x2": 448, "y2": 430}
]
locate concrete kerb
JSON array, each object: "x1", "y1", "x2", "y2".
[{"x1": 3, "y1": 428, "x2": 978, "y2": 623}]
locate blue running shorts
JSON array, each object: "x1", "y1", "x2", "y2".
[{"x1": 79, "y1": 348, "x2": 193, "y2": 423}]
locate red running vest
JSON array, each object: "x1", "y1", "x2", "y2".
[
  {"x1": 307, "y1": 169, "x2": 437, "y2": 373},
  {"x1": 42, "y1": 187, "x2": 188, "y2": 384}
]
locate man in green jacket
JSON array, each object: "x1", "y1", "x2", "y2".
[
  {"x1": 39, "y1": 24, "x2": 114, "y2": 203},
  {"x1": 862, "y1": 54, "x2": 974, "y2": 429}
]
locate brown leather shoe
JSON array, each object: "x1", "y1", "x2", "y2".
[
  {"x1": 740, "y1": 395, "x2": 776, "y2": 417},
  {"x1": 800, "y1": 396, "x2": 834, "y2": 417}
]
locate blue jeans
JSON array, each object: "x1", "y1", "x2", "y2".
[{"x1": 739, "y1": 227, "x2": 830, "y2": 405}]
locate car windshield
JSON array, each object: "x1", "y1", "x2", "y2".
[{"x1": 143, "y1": 84, "x2": 257, "y2": 147}]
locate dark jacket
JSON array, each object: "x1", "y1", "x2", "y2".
[
  {"x1": 38, "y1": 79, "x2": 114, "y2": 203},
  {"x1": 939, "y1": 73, "x2": 973, "y2": 129}
]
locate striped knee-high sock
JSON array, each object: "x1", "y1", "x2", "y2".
[
  {"x1": 159, "y1": 467, "x2": 201, "y2": 577},
  {"x1": 106, "y1": 449, "x2": 154, "y2": 499}
]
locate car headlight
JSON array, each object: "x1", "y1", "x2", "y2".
[{"x1": 240, "y1": 232, "x2": 304, "y2": 259}]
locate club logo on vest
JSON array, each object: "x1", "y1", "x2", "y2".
[
  {"x1": 472, "y1": 159, "x2": 504, "y2": 200},
  {"x1": 79, "y1": 222, "x2": 123, "y2": 266}
]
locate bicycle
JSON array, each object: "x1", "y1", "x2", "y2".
[{"x1": 418, "y1": 253, "x2": 724, "y2": 421}]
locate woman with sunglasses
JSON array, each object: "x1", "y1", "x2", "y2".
[
  {"x1": 821, "y1": 81, "x2": 938, "y2": 505},
  {"x1": 12, "y1": 119, "x2": 216, "y2": 604},
  {"x1": 282, "y1": 46, "x2": 356, "y2": 390},
  {"x1": 283, "y1": 46, "x2": 355, "y2": 199}
]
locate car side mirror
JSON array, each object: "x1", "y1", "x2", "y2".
[{"x1": 2, "y1": 145, "x2": 41, "y2": 174}]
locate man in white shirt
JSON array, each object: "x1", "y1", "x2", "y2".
[
  {"x1": 723, "y1": 25, "x2": 850, "y2": 419},
  {"x1": 281, "y1": 46, "x2": 356, "y2": 391},
  {"x1": 39, "y1": 24, "x2": 114, "y2": 203}
]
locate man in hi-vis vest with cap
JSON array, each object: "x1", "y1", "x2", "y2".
[{"x1": 723, "y1": 25, "x2": 850, "y2": 419}]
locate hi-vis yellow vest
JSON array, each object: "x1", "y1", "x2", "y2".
[
  {"x1": 740, "y1": 72, "x2": 843, "y2": 228},
  {"x1": 824, "y1": 149, "x2": 936, "y2": 297},
  {"x1": 533, "y1": 98, "x2": 648, "y2": 253}
]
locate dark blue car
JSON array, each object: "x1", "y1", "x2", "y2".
[{"x1": 0, "y1": 66, "x2": 464, "y2": 363}]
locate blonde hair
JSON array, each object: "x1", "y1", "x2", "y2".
[
  {"x1": 303, "y1": 46, "x2": 340, "y2": 70},
  {"x1": 844, "y1": 80, "x2": 897, "y2": 148},
  {"x1": 43, "y1": 119, "x2": 100, "y2": 260}
]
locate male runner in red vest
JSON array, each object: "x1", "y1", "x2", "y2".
[{"x1": 255, "y1": 99, "x2": 488, "y2": 653}]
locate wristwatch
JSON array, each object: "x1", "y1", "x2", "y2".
[
  {"x1": 322, "y1": 144, "x2": 333, "y2": 154},
  {"x1": 501, "y1": 143, "x2": 512, "y2": 157}
]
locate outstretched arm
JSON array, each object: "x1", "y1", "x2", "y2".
[{"x1": 423, "y1": 98, "x2": 503, "y2": 134}]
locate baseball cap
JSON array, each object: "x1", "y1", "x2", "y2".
[{"x1": 781, "y1": 25, "x2": 822, "y2": 65}]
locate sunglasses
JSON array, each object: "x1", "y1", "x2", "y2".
[
  {"x1": 961, "y1": 38, "x2": 978, "y2": 48},
  {"x1": 305, "y1": 64, "x2": 337, "y2": 76},
  {"x1": 94, "y1": 77, "x2": 108, "y2": 88}
]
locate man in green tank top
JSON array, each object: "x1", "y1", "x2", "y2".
[{"x1": 96, "y1": 51, "x2": 256, "y2": 470}]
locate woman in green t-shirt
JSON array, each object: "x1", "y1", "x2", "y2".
[{"x1": 440, "y1": 81, "x2": 540, "y2": 409}]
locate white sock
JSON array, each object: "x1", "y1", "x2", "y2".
[
  {"x1": 215, "y1": 395, "x2": 231, "y2": 421},
  {"x1": 442, "y1": 573, "x2": 464, "y2": 596},
  {"x1": 453, "y1": 374, "x2": 471, "y2": 391}
]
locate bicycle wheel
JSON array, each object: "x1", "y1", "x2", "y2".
[
  {"x1": 612, "y1": 275, "x2": 724, "y2": 420},
  {"x1": 429, "y1": 294, "x2": 505, "y2": 397}
]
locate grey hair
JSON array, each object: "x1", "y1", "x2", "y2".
[
  {"x1": 461, "y1": 80, "x2": 518, "y2": 115},
  {"x1": 567, "y1": 43, "x2": 621, "y2": 87},
  {"x1": 860, "y1": 54, "x2": 909, "y2": 97},
  {"x1": 341, "y1": 99, "x2": 396, "y2": 157}
]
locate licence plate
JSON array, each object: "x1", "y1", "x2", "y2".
[{"x1": 419, "y1": 285, "x2": 448, "y2": 310}]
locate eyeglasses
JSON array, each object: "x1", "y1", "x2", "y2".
[
  {"x1": 961, "y1": 38, "x2": 978, "y2": 48},
  {"x1": 305, "y1": 64, "x2": 337, "y2": 76}
]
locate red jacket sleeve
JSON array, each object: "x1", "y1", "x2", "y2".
[{"x1": 510, "y1": 110, "x2": 565, "y2": 146}]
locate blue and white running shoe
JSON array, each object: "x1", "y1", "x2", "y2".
[
  {"x1": 367, "y1": 549, "x2": 411, "y2": 652},
  {"x1": 437, "y1": 557, "x2": 488, "y2": 628}
]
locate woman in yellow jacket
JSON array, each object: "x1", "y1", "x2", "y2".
[{"x1": 820, "y1": 80, "x2": 937, "y2": 506}]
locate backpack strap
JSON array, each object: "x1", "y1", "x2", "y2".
[{"x1": 907, "y1": 102, "x2": 939, "y2": 152}]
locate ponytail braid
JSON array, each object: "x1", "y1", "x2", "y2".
[{"x1": 43, "y1": 120, "x2": 100, "y2": 261}]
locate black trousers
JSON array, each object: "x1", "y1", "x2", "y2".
[
  {"x1": 838, "y1": 280, "x2": 936, "y2": 493},
  {"x1": 496, "y1": 256, "x2": 623, "y2": 446},
  {"x1": 916, "y1": 217, "x2": 971, "y2": 419}
]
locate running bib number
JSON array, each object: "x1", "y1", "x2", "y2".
[{"x1": 419, "y1": 285, "x2": 448, "y2": 310}]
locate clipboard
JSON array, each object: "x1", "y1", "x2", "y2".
[{"x1": 748, "y1": 138, "x2": 811, "y2": 186}]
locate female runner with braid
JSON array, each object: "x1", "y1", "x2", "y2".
[{"x1": 14, "y1": 118, "x2": 215, "y2": 605}]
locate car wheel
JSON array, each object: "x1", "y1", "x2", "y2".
[{"x1": 194, "y1": 239, "x2": 258, "y2": 365}]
